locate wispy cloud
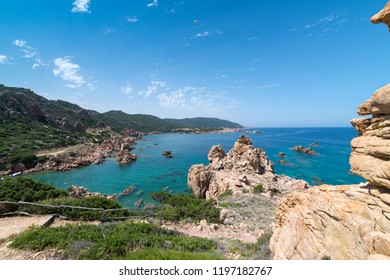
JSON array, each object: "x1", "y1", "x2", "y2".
[
  {"x1": 157, "y1": 86, "x2": 236, "y2": 113},
  {"x1": 72, "y1": 0, "x2": 91, "y2": 13},
  {"x1": 0, "y1": 55, "x2": 7, "y2": 64},
  {"x1": 138, "y1": 81, "x2": 168, "y2": 97},
  {"x1": 257, "y1": 84, "x2": 281, "y2": 89},
  {"x1": 127, "y1": 17, "x2": 138, "y2": 23},
  {"x1": 122, "y1": 83, "x2": 133, "y2": 95},
  {"x1": 104, "y1": 27, "x2": 116, "y2": 34},
  {"x1": 147, "y1": 0, "x2": 158, "y2": 7},
  {"x1": 53, "y1": 57, "x2": 85, "y2": 88},
  {"x1": 291, "y1": 11, "x2": 348, "y2": 36},
  {"x1": 195, "y1": 31, "x2": 212, "y2": 38},
  {"x1": 13, "y1": 39, "x2": 45, "y2": 69}
]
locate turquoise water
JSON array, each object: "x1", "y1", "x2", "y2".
[{"x1": 27, "y1": 128, "x2": 364, "y2": 207}]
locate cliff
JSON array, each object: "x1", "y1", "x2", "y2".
[{"x1": 269, "y1": 2, "x2": 390, "y2": 260}]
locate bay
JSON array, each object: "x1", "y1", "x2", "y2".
[{"x1": 27, "y1": 127, "x2": 364, "y2": 208}]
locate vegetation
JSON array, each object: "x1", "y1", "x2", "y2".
[
  {"x1": 227, "y1": 231, "x2": 272, "y2": 259},
  {"x1": 10, "y1": 221, "x2": 222, "y2": 260},
  {"x1": 165, "y1": 117, "x2": 242, "y2": 129},
  {"x1": 149, "y1": 191, "x2": 221, "y2": 223},
  {"x1": 218, "y1": 189, "x2": 233, "y2": 199},
  {"x1": 253, "y1": 184, "x2": 264, "y2": 194},
  {"x1": 321, "y1": 255, "x2": 331, "y2": 260},
  {"x1": 20, "y1": 196, "x2": 128, "y2": 221},
  {"x1": 0, "y1": 177, "x2": 68, "y2": 213}
]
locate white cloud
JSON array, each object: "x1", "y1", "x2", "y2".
[
  {"x1": 13, "y1": 39, "x2": 45, "y2": 68},
  {"x1": 147, "y1": 0, "x2": 158, "y2": 7},
  {"x1": 104, "y1": 27, "x2": 116, "y2": 34},
  {"x1": 157, "y1": 86, "x2": 236, "y2": 113},
  {"x1": 195, "y1": 31, "x2": 212, "y2": 38},
  {"x1": 14, "y1": 39, "x2": 27, "y2": 47},
  {"x1": 53, "y1": 57, "x2": 85, "y2": 88},
  {"x1": 0, "y1": 55, "x2": 7, "y2": 64},
  {"x1": 72, "y1": 0, "x2": 91, "y2": 13},
  {"x1": 127, "y1": 17, "x2": 138, "y2": 23},
  {"x1": 138, "y1": 81, "x2": 167, "y2": 97},
  {"x1": 122, "y1": 83, "x2": 133, "y2": 95}
]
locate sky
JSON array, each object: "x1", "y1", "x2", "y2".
[{"x1": 0, "y1": 0, "x2": 389, "y2": 127}]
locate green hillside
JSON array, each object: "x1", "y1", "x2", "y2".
[
  {"x1": 165, "y1": 117, "x2": 243, "y2": 129},
  {"x1": 102, "y1": 111, "x2": 181, "y2": 133}
]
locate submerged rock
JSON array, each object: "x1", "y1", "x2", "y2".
[{"x1": 162, "y1": 151, "x2": 173, "y2": 158}]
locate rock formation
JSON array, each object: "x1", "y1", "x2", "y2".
[
  {"x1": 270, "y1": 3, "x2": 390, "y2": 260},
  {"x1": 188, "y1": 135, "x2": 309, "y2": 199},
  {"x1": 371, "y1": 0, "x2": 390, "y2": 30},
  {"x1": 350, "y1": 82, "x2": 390, "y2": 189},
  {"x1": 290, "y1": 145, "x2": 317, "y2": 155},
  {"x1": 270, "y1": 183, "x2": 390, "y2": 260}
]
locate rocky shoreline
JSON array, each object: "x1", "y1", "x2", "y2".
[{"x1": 0, "y1": 134, "x2": 143, "y2": 177}]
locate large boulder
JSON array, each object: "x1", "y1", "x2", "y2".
[{"x1": 270, "y1": 184, "x2": 390, "y2": 260}]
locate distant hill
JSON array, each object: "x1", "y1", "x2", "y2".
[
  {"x1": 102, "y1": 111, "x2": 180, "y2": 133},
  {"x1": 165, "y1": 117, "x2": 243, "y2": 129},
  {"x1": 0, "y1": 84, "x2": 242, "y2": 169}
]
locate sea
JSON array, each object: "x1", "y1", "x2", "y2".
[{"x1": 26, "y1": 128, "x2": 364, "y2": 208}]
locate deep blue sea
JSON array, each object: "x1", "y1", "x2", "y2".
[{"x1": 26, "y1": 128, "x2": 364, "y2": 208}]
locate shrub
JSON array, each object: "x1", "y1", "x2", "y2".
[
  {"x1": 149, "y1": 191, "x2": 221, "y2": 223},
  {"x1": 20, "y1": 196, "x2": 127, "y2": 221},
  {"x1": 10, "y1": 221, "x2": 221, "y2": 260},
  {"x1": 321, "y1": 255, "x2": 331, "y2": 260},
  {"x1": 218, "y1": 190, "x2": 233, "y2": 199},
  {"x1": 253, "y1": 184, "x2": 264, "y2": 194},
  {"x1": 0, "y1": 177, "x2": 68, "y2": 213}
]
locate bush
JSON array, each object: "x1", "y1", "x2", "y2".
[
  {"x1": 20, "y1": 196, "x2": 127, "y2": 221},
  {"x1": 10, "y1": 221, "x2": 221, "y2": 260},
  {"x1": 253, "y1": 184, "x2": 264, "y2": 194},
  {"x1": 149, "y1": 192, "x2": 221, "y2": 223},
  {"x1": 0, "y1": 177, "x2": 68, "y2": 213}
]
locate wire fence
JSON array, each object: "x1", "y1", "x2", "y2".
[{"x1": 0, "y1": 200, "x2": 177, "y2": 223}]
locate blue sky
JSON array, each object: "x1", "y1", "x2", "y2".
[{"x1": 0, "y1": 0, "x2": 389, "y2": 127}]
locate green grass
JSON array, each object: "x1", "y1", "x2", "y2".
[
  {"x1": 10, "y1": 221, "x2": 222, "y2": 260},
  {"x1": 253, "y1": 184, "x2": 264, "y2": 194},
  {"x1": 218, "y1": 190, "x2": 233, "y2": 199}
]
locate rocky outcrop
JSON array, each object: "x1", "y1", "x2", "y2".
[
  {"x1": 188, "y1": 135, "x2": 309, "y2": 199},
  {"x1": 116, "y1": 149, "x2": 137, "y2": 165},
  {"x1": 371, "y1": 1, "x2": 390, "y2": 30},
  {"x1": 22, "y1": 136, "x2": 139, "y2": 174},
  {"x1": 290, "y1": 145, "x2": 317, "y2": 155},
  {"x1": 270, "y1": 183, "x2": 390, "y2": 260},
  {"x1": 68, "y1": 185, "x2": 114, "y2": 199},
  {"x1": 350, "y1": 83, "x2": 390, "y2": 189}
]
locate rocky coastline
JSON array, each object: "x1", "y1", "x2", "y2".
[{"x1": 0, "y1": 134, "x2": 143, "y2": 177}]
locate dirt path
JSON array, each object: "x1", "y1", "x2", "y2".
[{"x1": 35, "y1": 144, "x2": 82, "y2": 157}]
